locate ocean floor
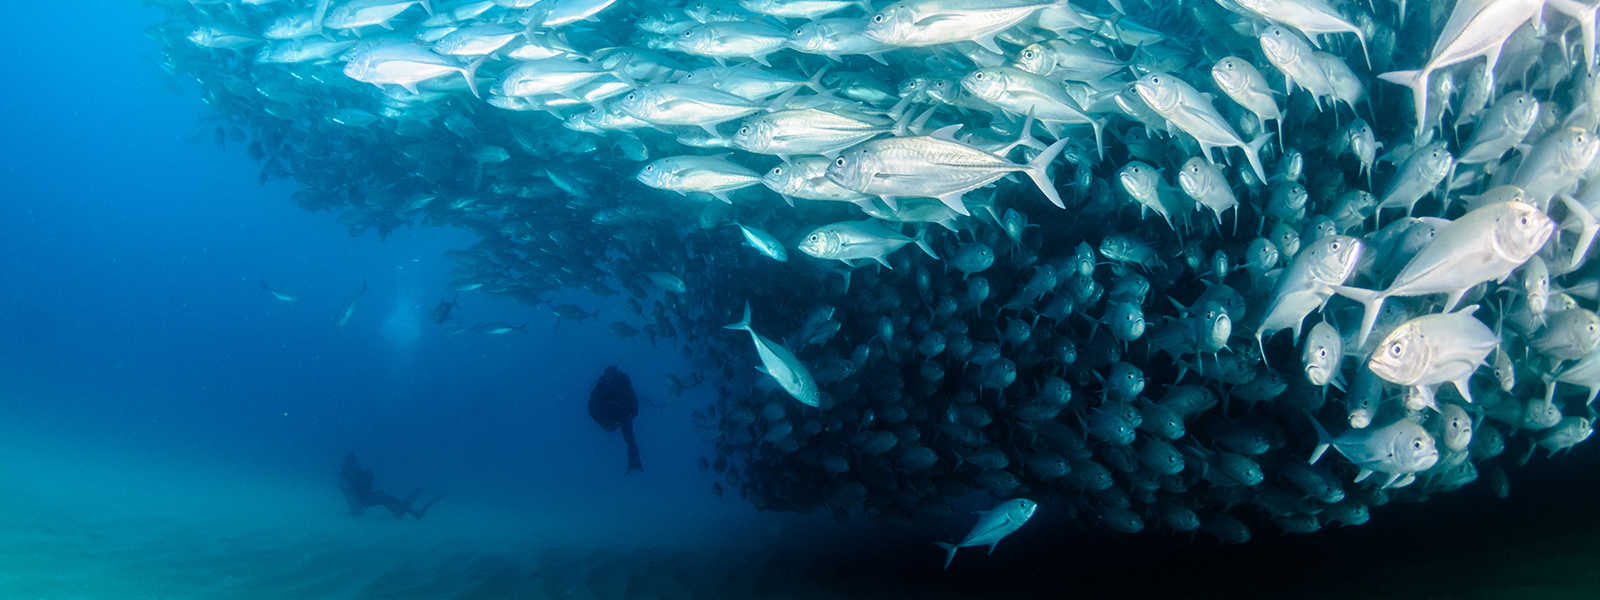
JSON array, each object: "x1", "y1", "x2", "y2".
[{"x1": 1, "y1": 411, "x2": 1598, "y2": 600}]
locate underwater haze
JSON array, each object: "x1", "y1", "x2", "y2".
[{"x1": 4, "y1": 0, "x2": 1600, "y2": 599}]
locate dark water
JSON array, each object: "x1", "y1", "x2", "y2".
[{"x1": 0, "y1": 1, "x2": 1597, "y2": 599}]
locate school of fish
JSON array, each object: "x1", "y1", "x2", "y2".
[{"x1": 145, "y1": 0, "x2": 1600, "y2": 561}]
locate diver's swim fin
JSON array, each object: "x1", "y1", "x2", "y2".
[{"x1": 414, "y1": 494, "x2": 446, "y2": 520}]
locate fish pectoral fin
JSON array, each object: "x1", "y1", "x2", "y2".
[
  {"x1": 936, "y1": 193, "x2": 971, "y2": 216},
  {"x1": 1353, "y1": 468, "x2": 1373, "y2": 483}
]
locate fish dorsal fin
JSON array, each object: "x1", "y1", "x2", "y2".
[{"x1": 929, "y1": 124, "x2": 965, "y2": 143}]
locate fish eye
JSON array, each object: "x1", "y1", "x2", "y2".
[
  {"x1": 1413, "y1": 440, "x2": 1423, "y2": 450},
  {"x1": 835, "y1": 157, "x2": 846, "y2": 167},
  {"x1": 771, "y1": 166, "x2": 782, "y2": 175},
  {"x1": 1022, "y1": 50, "x2": 1035, "y2": 59},
  {"x1": 1330, "y1": 241, "x2": 1340, "y2": 250},
  {"x1": 644, "y1": 165, "x2": 654, "y2": 171},
  {"x1": 1390, "y1": 343, "x2": 1402, "y2": 356},
  {"x1": 873, "y1": 14, "x2": 883, "y2": 22},
  {"x1": 739, "y1": 126, "x2": 749, "y2": 134},
  {"x1": 625, "y1": 93, "x2": 636, "y2": 101}
]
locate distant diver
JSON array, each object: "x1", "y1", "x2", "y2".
[
  {"x1": 589, "y1": 366, "x2": 643, "y2": 473},
  {"x1": 338, "y1": 452, "x2": 445, "y2": 520}
]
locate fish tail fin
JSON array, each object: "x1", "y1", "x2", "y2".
[
  {"x1": 1037, "y1": 0, "x2": 1091, "y2": 35},
  {"x1": 913, "y1": 225, "x2": 940, "y2": 260},
  {"x1": 1305, "y1": 411, "x2": 1333, "y2": 465},
  {"x1": 1377, "y1": 69, "x2": 1427, "y2": 137},
  {"x1": 1354, "y1": 29, "x2": 1371, "y2": 70},
  {"x1": 1551, "y1": 0, "x2": 1599, "y2": 71},
  {"x1": 1027, "y1": 138, "x2": 1069, "y2": 209},
  {"x1": 1333, "y1": 285, "x2": 1384, "y2": 349},
  {"x1": 1243, "y1": 133, "x2": 1273, "y2": 185},
  {"x1": 804, "y1": 63, "x2": 830, "y2": 94},
  {"x1": 933, "y1": 542, "x2": 958, "y2": 569},
  {"x1": 462, "y1": 56, "x2": 485, "y2": 99},
  {"x1": 767, "y1": 84, "x2": 801, "y2": 112},
  {"x1": 722, "y1": 302, "x2": 752, "y2": 332},
  {"x1": 313, "y1": 0, "x2": 330, "y2": 31},
  {"x1": 1559, "y1": 193, "x2": 1598, "y2": 270},
  {"x1": 1090, "y1": 117, "x2": 1107, "y2": 161}
]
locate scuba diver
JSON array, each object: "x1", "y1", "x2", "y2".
[
  {"x1": 589, "y1": 366, "x2": 644, "y2": 474},
  {"x1": 337, "y1": 452, "x2": 445, "y2": 519}
]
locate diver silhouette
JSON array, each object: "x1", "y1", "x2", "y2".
[
  {"x1": 589, "y1": 366, "x2": 644, "y2": 473},
  {"x1": 338, "y1": 453, "x2": 445, "y2": 519}
]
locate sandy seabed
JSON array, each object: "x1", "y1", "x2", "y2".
[
  {"x1": 3, "y1": 421, "x2": 1600, "y2": 600},
  {"x1": 0, "y1": 429, "x2": 845, "y2": 600}
]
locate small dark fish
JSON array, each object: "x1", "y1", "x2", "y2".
[{"x1": 431, "y1": 292, "x2": 461, "y2": 324}]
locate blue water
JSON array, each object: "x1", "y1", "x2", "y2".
[{"x1": 1, "y1": 2, "x2": 1599, "y2": 599}]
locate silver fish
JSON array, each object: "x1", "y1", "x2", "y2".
[
  {"x1": 1376, "y1": 141, "x2": 1453, "y2": 215},
  {"x1": 1509, "y1": 127, "x2": 1600, "y2": 208},
  {"x1": 761, "y1": 157, "x2": 875, "y2": 208},
  {"x1": 723, "y1": 303, "x2": 820, "y2": 407},
  {"x1": 864, "y1": 0, "x2": 1071, "y2": 54},
  {"x1": 1336, "y1": 201, "x2": 1554, "y2": 348},
  {"x1": 1259, "y1": 26, "x2": 1337, "y2": 110},
  {"x1": 1133, "y1": 72, "x2": 1272, "y2": 184},
  {"x1": 635, "y1": 154, "x2": 762, "y2": 202},
  {"x1": 797, "y1": 220, "x2": 938, "y2": 267},
  {"x1": 825, "y1": 125, "x2": 1066, "y2": 215},
  {"x1": 1309, "y1": 416, "x2": 1440, "y2": 488},
  {"x1": 736, "y1": 223, "x2": 789, "y2": 262},
  {"x1": 1302, "y1": 320, "x2": 1343, "y2": 388},
  {"x1": 1211, "y1": 56, "x2": 1281, "y2": 143},
  {"x1": 1177, "y1": 157, "x2": 1239, "y2": 231},
  {"x1": 1368, "y1": 305, "x2": 1499, "y2": 404},
  {"x1": 344, "y1": 43, "x2": 482, "y2": 97},
  {"x1": 961, "y1": 66, "x2": 1105, "y2": 157},
  {"x1": 1456, "y1": 91, "x2": 1539, "y2": 168},
  {"x1": 1377, "y1": 0, "x2": 1545, "y2": 137},
  {"x1": 1529, "y1": 308, "x2": 1600, "y2": 361},
  {"x1": 1255, "y1": 235, "x2": 1362, "y2": 351},
  {"x1": 933, "y1": 498, "x2": 1037, "y2": 569}
]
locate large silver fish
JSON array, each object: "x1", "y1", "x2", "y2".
[
  {"x1": 825, "y1": 125, "x2": 1066, "y2": 214},
  {"x1": 1509, "y1": 127, "x2": 1600, "y2": 208},
  {"x1": 1308, "y1": 416, "x2": 1440, "y2": 489},
  {"x1": 343, "y1": 43, "x2": 482, "y2": 97},
  {"x1": 1133, "y1": 72, "x2": 1272, "y2": 183},
  {"x1": 863, "y1": 0, "x2": 1075, "y2": 54},
  {"x1": 1335, "y1": 201, "x2": 1554, "y2": 348},
  {"x1": 1255, "y1": 235, "x2": 1362, "y2": 351},
  {"x1": 1368, "y1": 305, "x2": 1499, "y2": 404}
]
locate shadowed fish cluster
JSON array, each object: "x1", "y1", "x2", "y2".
[{"x1": 145, "y1": 0, "x2": 1600, "y2": 556}]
